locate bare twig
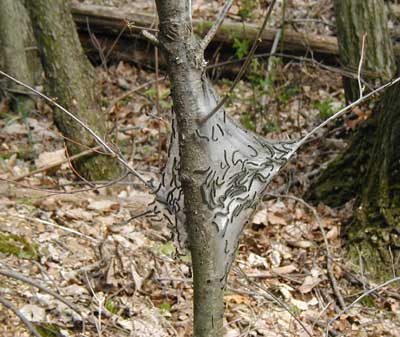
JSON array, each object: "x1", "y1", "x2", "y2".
[
  {"x1": 0, "y1": 70, "x2": 153, "y2": 190},
  {"x1": 234, "y1": 269, "x2": 314, "y2": 337},
  {"x1": 0, "y1": 269, "x2": 85, "y2": 328},
  {"x1": 357, "y1": 33, "x2": 367, "y2": 99},
  {"x1": 0, "y1": 295, "x2": 42, "y2": 337},
  {"x1": 14, "y1": 214, "x2": 99, "y2": 243},
  {"x1": 293, "y1": 75, "x2": 400, "y2": 152},
  {"x1": 142, "y1": 30, "x2": 160, "y2": 46},
  {"x1": 106, "y1": 78, "x2": 161, "y2": 115},
  {"x1": 199, "y1": 0, "x2": 234, "y2": 51},
  {"x1": 326, "y1": 276, "x2": 400, "y2": 336},
  {"x1": 13, "y1": 146, "x2": 102, "y2": 182},
  {"x1": 199, "y1": 0, "x2": 277, "y2": 125},
  {"x1": 267, "y1": 193, "x2": 346, "y2": 309}
]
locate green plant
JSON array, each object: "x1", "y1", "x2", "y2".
[
  {"x1": 278, "y1": 86, "x2": 300, "y2": 105},
  {"x1": 313, "y1": 99, "x2": 334, "y2": 120},
  {"x1": 241, "y1": 113, "x2": 256, "y2": 131},
  {"x1": 105, "y1": 299, "x2": 118, "y2": 314},
  {"x1": 0, "y1": 231, "x2": 39, "y2": 260},
  {"x1": 233, "y1": 37, "x2": 250, "y2": 59},
  {"x1": 238, "y1": 0, "x2": 258, "y2": 21}
]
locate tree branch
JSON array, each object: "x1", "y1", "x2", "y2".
[
  {"x1": 0, "y1": 296, "x2": 42, "y2": 337},
  {"x1": 0, "y1": 70, "x2": 153, "y2": 191},
  {"x1": 199, "y1": 0, "x2": 234, "y2": 52},
  {"x1": 199, "y1": 0, "x2": 277, "y2": 125}
]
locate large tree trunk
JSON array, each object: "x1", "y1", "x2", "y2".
[
  {"x1": 334, "y1": 0, "x2": 395, "y2": 102},
  {"x1": 310, "y1": 0, "x2": 399, "y2": 280},
  {"x1": 26, "y1": 0, "x2": 121, "y2": 181},
  {"x1": 348, "y1": 83, "x2": 400, "y2": 281},
  {"x1": 310, "y1": 0, "x2": 396, "y2": 206},
  {"x1": 0, "y1": 0, "x2": 41, "y2": 114}
]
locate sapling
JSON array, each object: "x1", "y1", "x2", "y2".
[{"x1": 1, "y1": 0, "x2": 399, "y2": 335}]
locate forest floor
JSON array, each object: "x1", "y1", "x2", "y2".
[{"x1": 1, "y1": 1, "x2": 400, "y2": 337}]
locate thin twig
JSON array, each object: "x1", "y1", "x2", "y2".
[
  {"x1": 357, "y1": 33, "x2": 367, "y2": 99},
  {"x1": 199, "y1": 0, "x2": 277, "y2": 125},
  {"x1": 14, "y1": 214, "x2": 99, "y2": 243},
  {"x1": 0, "y1": 295, "x2": 42, "y2": 337},
  {"x1": 106, "y1": 78, "x2": 161, "y2": 115},
  {"x1": 325, "y1": 276, "x2": 400, "y2": 336},
  {"x1": 199, "y1": 0, "x2": 234, "y2": 51},
  {"x1": 0, "y1": 70, "x2": 152, "y2": 190},
  {"x1": 267, "y1": 193, "x2": 346, "y2": 309},
  {"x1": 13, "y1": 146, "x2": 102, "y2": 182},
  {"x1": 235, "y1": 267, "x2": 314, "y2": 337},
  {"x1": 0, "y1": 269, "x2": 85, "y2": 329},
  {"x1": 293, "y1": 75, "x2": 400, "y2": 152}
]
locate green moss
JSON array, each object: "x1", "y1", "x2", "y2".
[
  {"x1": 194, "y1": 21, "x2": 213, "y2": 36},
  {"x1": 33, "y1": 323, "x2": 61, "y2": 337},
  {"x1": 105, "y1": 299, "x2": 118, "y2": 314},
  {"x1": 0, "y1": 231, "x2": 39, "y2": 260}
]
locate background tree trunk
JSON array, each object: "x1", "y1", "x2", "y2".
[
  {"x1": 310, "y1": 0, "x2": 399, "y2": 280},
  {"x1": 309, "y1": 0, "x2": 396, "y2": 207},
  {"x1": 334, "y1": 0, "x2": 395, "y2": 102},
  {"x1": 0, "y1": 0, "x2": 41, "y2": 115},
  {"x1": 348, "y1": 83, "x2": 400, "y2": 281},
  {"x1": 26, "y1": 0, "x2": 121, "y2": 181}
]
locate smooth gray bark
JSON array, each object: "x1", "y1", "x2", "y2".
[{"x1": 154, "y1": 2, "x2": 294, "y2": 336}]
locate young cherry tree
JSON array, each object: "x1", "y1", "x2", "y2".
[{"x1": 151, "y1": 1, "x2": 295, "y2": 336}]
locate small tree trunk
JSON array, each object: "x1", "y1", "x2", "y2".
[
  {"x1": 154, "y1": 2, "x2": 225, "y2": 335},
  {"x1": 334, "y1": 0, "x2": 395, "y2": 102},
  {"x1": 310, "y1": 0, "x2": 396, "y2": 206},
  {"x1": 26, "y1": 0, "x2": 121, "y2": 181},
  {"x1": 0, "y1": 0, "x2": 40, "y2": 114}
]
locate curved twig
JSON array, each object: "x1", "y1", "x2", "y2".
[
  {"x1": 267, "y1": 193, "x2": 346, "y2": 309},
  {"x1": 0, "y1": 70, "x2": 153, "y2": 190},
  {"x1": 0, "y1": 296, "x2": 42, "y2": 337},
  {"x1": 325, "y1": 276, "x2": 400, "y2": 336},
  {"x1": 0, "y1": 269, "x2": 85, "y2": 329}
]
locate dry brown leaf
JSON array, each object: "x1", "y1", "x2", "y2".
[
  {"x1": 298, "y1": 275, "x2": 321, "y2": 293},
  {"x1": 326, "y1": 226, "x2": 339, "y2": 240},
  {"x1": 287, "y1": 240, "x2": 315, "y2": 249},
  {"x1": 252, "y1": 209, "x2": 268, "y2": 224},
  {"x1": 224, "y1": 294, "x2": 249, "y2": 304},
  {"x1": 267, "y1": 212, "x2": 287, "y2": 225},
  {"x1": 35, "y1": 149, "x2": 66, "y2": 171},
  {"x1": 87, "y1": 199, "x2": 120, "y2": 212}
]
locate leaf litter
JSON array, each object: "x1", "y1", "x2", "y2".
[{"x1": 1, "y1": 2, "x2": 400, "y2": 336}]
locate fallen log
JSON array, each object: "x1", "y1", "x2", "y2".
[
  {"x1": 70, "y1": 3, "x2": 400, "y2": 74},
  {"x1": 70, "y1": 3, "x2": 339, "y2": 59}
]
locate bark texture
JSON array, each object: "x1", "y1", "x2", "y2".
[
  {"x1": 26, "y1": 0, "x2": 121, "y2": 181},
  {"x1": 348, "y1": 84, "x2": 400, "y2": 280},
  {"x1": 334, "y1": 0, "x2": 396, "y2": 102},
  {"x1": 0, "y1": 0, "x2": 40, "y2": 114},
  {"x1": 154, "y1": 2, "x2": 296, "y2": 336},
  {"x1": 310, "y1": 0, "x2": 396, "y2": 206},
  {"x1": 311, "y1": 0, "x2": 399, "y2": 280},
  {"x1": 154, "y1": 2, "x2": 225, "y2": 335}
]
